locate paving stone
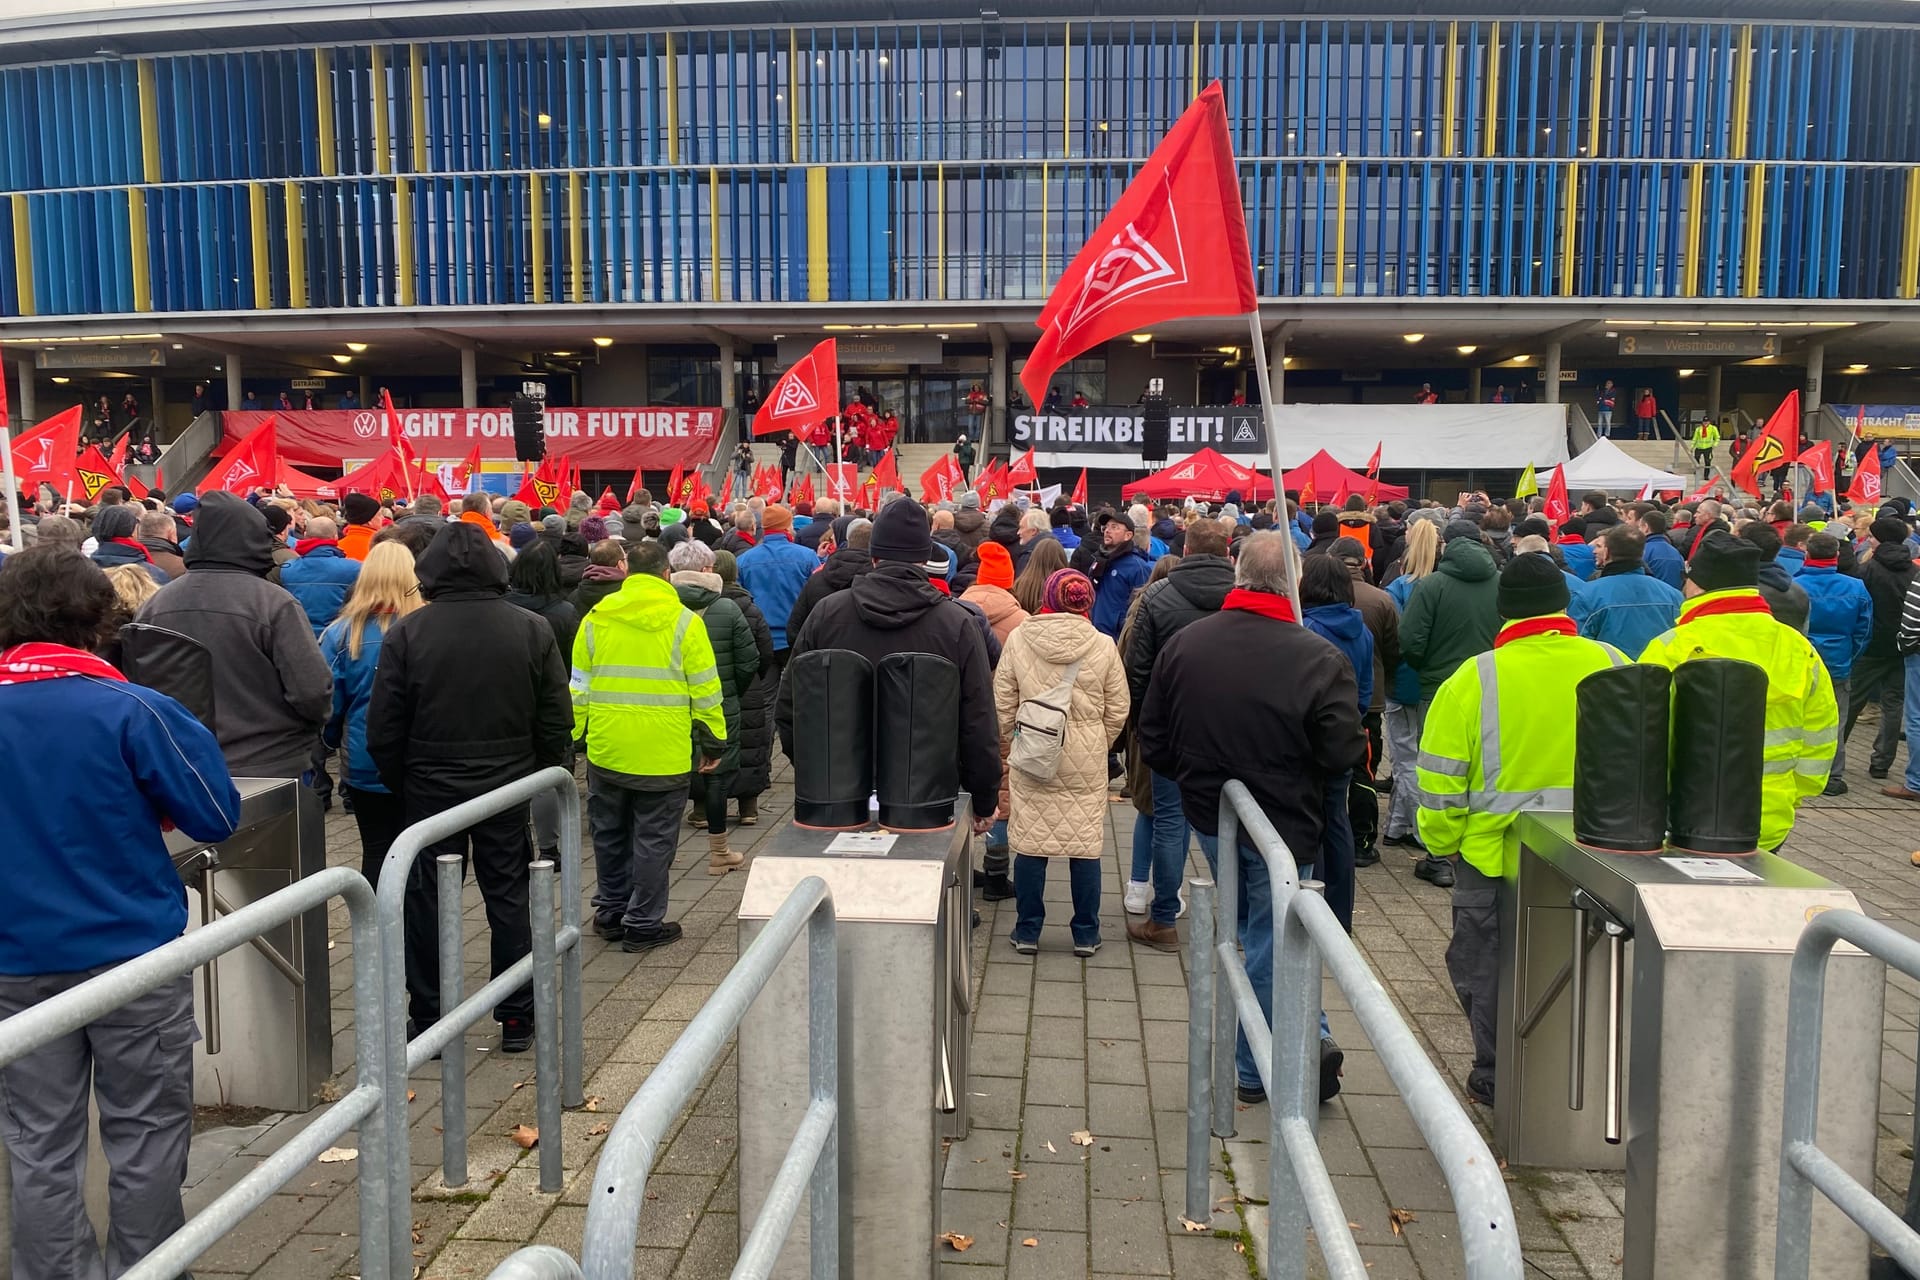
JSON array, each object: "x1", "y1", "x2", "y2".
[
  {"x1": 1006, "y1": 1228, "x2": 1090, "y2": 1277},
  {"x1": 1009, "y1": 1161, "x2": 1088, "y2": 1232},
  {"x1": 1088, "y1": 1081, "x2": 1156, "y2": 1139},
  {"x1": 1088, "y1": 1196, "x2": 1173, "y2": 1274},
  {"x1": 1024, "y1": 1055, "x2": 1089, "y2": 1108}
]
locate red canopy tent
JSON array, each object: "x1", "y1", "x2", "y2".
[
  {"x1": 1120, "y1": 448, "x2": 1275, "y2": 502},
  {"x1": 273, "y1": 458, "x2": 338, "y2": 501},
  {"x1": 1282, "y1": 449, "x2": 1408, "y2": 503}
]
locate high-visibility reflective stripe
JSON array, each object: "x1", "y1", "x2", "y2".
[
  {"x1": 1475, "y1": 651, "x2": 1502, "y2": 782},
  {"x1": 1801, "y1": 723, "x2": 1838, "y2": 748},
  {"x1": 1416, "y1": 787, "x2": 1469, "y2": 812},
  {"x1": 691, "y1": 689, "x2": 724, "y2": 710},
  {"x1": 1764, "y1": 726, "x2": 1803, "y2": 747},
  {"x1": 589, "y1": 691, "x2": 692, "y2": 707},
  {"x1": 1763, "y1": 757, "x2": 1799, "y2": 774},
  {"x1": 1468, "y1": 786, "x2": 1576, "y2": 814},
  {"x1": 1795, "y1": 758, "x2": 1831, "y2": 776},
  {"x1": 1417, "y1": 751, "x2": 1471, "y2": 777},
  {"x1": 593, "y1": 664, "x2": 680, "y2": 682},
  {"x1": 670, "y1": 613, "x2": 692, "y2": 670}
]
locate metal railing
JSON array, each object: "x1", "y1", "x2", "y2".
[
  {"x1": 1775, "y1": 907, "x2": 1920, "y2": 1278},
  {"x1": 1187, "y1": 779, "x2": 1521, "y2": 1280},
  {"x1": 485, "y1": 875, "x2": 840, "y2": 1280},
  {"x1": 150, "y1": 410, "x2": 221, "y2": 492},
  {"x1": 1565, "y1": 400, "x2": 1597, "y2": 454},
  {"x1": 0, "y1": 865, "x2": 398, "y2": 1280},
  {"x1": 374, "y1": 765, "x2": 586, "y2": 1280}
]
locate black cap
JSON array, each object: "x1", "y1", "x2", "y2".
[
  {"x1": 1105, "y1": 509, "x2": 1135, "y2": 533},
  {"x1": 1497, "y1": 552, "x2": 1571, "y2": 620},
  {"x1": 342, "y1": 492, "x2": 380, "y2": 525},
  {"x1": 1311, "y1": 511, "x2": 1340, "y2": 537},
  {"x1": 1871, "y1": 516, "x2": 1910, "y2": 544},
  {"x1": 1442, "y1": 519, "x2": 1483, "y2": 545},
  {"x1": 1687, "y1": 530, "x2": 1762, "y2": 592},
  {"x1": 261, "y1": 504, "x2": 293, "y2": 536},
  {"x1": 870, "y1": 498, "x2": 934, "y2": 563}
]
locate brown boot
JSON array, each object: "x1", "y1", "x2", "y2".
[
  {"x1": 1126, "y1": 919, "x2": 1181, "y2": 952},
  {"x1": 708, "y1": 834, "x2": 745, "y2": 875},
  {"x1": 737, "y1": 794, "x2": 758, "y2": 826}
]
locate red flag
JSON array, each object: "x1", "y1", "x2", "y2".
[
  {"x1": 717, "y1": 470, "x2": 735, "y2": 509},
  {"x1": 0, "y1": 340, "x2": 8, "y2": 433},
  {"x1": 1636, "y1": 478, "x2": 1657, "y2": 502},
  {"x1": 920, "y1": 456, "x2": 961, "y2": 504},
  {"x1": 1297, "y1": 481, "x2": 1316, "y2": 509},
  {"x1": 686, "y1": 470, "x2": 711, "y2": 507},
  {"x1": 1848, "y1": 445, "x2": 1884, "y2": 507},
  {"x1": 9, "y1": 406, "x2": 82, "y2": 490},
  {"x1": 338, "y1": 447, "x2": 408, "y2": 502},
  {"x1": 1006, "y1": 446, "x2": 1038, "y2": 487},
  {"x1": 625, "y1": 468, "x2": 646, "y2": 503},
  {"x1": 754, "y1": 339, "x2": 838, "y2": 438},
  {"x1": 757, "y1": 465, "x2": 785, "y2": 502},
  {"x1": 1730, "y1": 391, "x2": 1800, "y2": 496},
  {"x1": 108, "y1": 432, "x2": 129, "y2": 472},
  {"x1": 596, "y1": 486, "x2": 620, "y2": 511},
  {"x1": 786, "y1": 471, "x2": 816, "y2": 508},
  {"x1": 1070, "y1": 468, "x2": 1088, "y2": 508},
  {"x1": 379, "y1": 389, "x2": 422, "y2": 499},
  {"x1": 1543, "y1": 464, "x2": 1571, "y2": 526},
  {"x1": 513, "y1": 455, "x2": 567, "y2": 510},
  {"x1": 870, "y1": 448, "x2": 901, "y2": 494},
  {"x1": 1801, "y1": 440, "x2": 1835, "y2": 494},
  {"x1": 975, "y1": 465, "x2": 1003, "y2": 504},
  {"x1": 1019, "y1": 82, "x2": 1256, "y2": 408},
  {"x1": 1682, "y1": 472, "x2": 1722, "y2": 503},
  {"x1": 455, "y1": 444, "x2": 483, "y2": 493},
  {"x1": 822, "y1": 462, "x2": 857, "y2": 504},
  {"x1": 666, "y1": 463, "x2": 684, "y2": 506},
  {"x1": 1364, "y1": 442, "x2": 1383, "y2": 502},
  {"x1": 73, "y1": 444, "x2": 124, "y2": 503},
  {"x1": 206, "y1": 417, "x2": 280, "y2": 494}
]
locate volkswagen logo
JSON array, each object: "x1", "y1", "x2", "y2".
[{"x1": 352, "y1": 411, "x2": 380, "y2": 440}]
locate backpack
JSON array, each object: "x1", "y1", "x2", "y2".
[{"x1": 1007, "y1": 658, "x2": 1084, "y2": 783}]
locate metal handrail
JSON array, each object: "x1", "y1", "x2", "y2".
[
  {"x1": 485, "y1": 876, "x2": 840, "y2": 1280},
  {"x1": 1187, "y1": 779, "x2": 1521, "y2": 1280},
  {"x1": 1775, "y1": 908, "x2": 1920, "y2": 1278},
  {"x1": 375, "y1": 765, "x2": 585, "y2": 1280},
  {"x1": 0, "y1": 865, "x2": 396, "y2": 1280}
]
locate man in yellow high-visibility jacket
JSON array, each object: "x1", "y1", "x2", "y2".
[
  {"x1": 1416, "y1": 554, "x2": 1629, "y2": 1106},
  {"x1": 1689, "y1": 418, "x2": 1721, "y2": 473},
  {"x1": 572, "y1": 540, "x2": 728, "y2": 954},
  {"x1": 1638, "y1": 530, "x2": 1838, "y2": 850}
]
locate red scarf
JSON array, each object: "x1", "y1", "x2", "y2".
[
  {"x1": 0, "y1": 642, "x2": 127, "y2": 684},
  {"x1": 1680, "y1": 590, "x2": 1774, "y2": 624},
  {"x1": 1803, "y1": 557, "x2": 1838, "y2": 569},
  {"x1": 1495, "y1": 615, "x2": 1579, "y2": 647},
  {"x1": 108, "y1": 537, "x2": 153, "y2": 563},
  {"x1": 294, "y1": 537, "x2": 339, "y2": 557},
  {"x1": 1222, "y1": 588, "x2": 1298, "y2": 623}
]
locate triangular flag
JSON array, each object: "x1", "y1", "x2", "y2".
[
  {"x1": 1006, "y1": 446, "x2": 1038, "y2": 487},
  {"x1": 666, "y1": 463, "x2": 684, "y2": 506},
  {"x1": 921, "y1": 456, "x2": 961, "y2": 504},
  {"x1": 754, "y1": 339, "x2": 839, "y2": 438},
  {"x1": 1800, "y1": 439, "x2": 1835, "y2": 494},
  {"x1": 108, "y1": 432, "x2": 129, "y2": 472},
  {"x1": 870, "y1": 448, "x2": 901, "y2": 494},
  {"x1": 9, "y1": 406, "x2": 82, "y2": 489},
  {"x1": 1364, "y1": 442, "x2": 1383, "y2": 502},
  {"x1": 455, "y1": 444, "x2": 483, "y2": 494},
  {"x1": 205, "y1": 417, "x2": 280, "y2": 494},
  {"x1": 1730, "y1": 391, "x2": 1800, "y2": 496},
  {"x1": 1847, "y1": 445, "x2": 1883, "y2": 506},
  {"x1": 1636, "y1": 478, "x2": 1656, "y2": 502},
  {"x1": 717, "y1": 470, "x2": 734, "y2": 509},
  {"x1": 596, "y1": 485, "x2": 620, "y2": 511},
  {"x1": 1020, "y1": 82, "x2": 1256, "y2": 408},
  {"x1": 1514, "y1": 462, "x2": 1539, "y2": 499},
  {"x1": 73, "y1": 444, "x2": 123, "y2": 503},
  {"x1": 1543, "y1": 464, "x2": 1572, "y2": 525},
  {"x1": 513, "y1": 455, "x2": 567, "y2": 510},
  {"x1": 1070, "y1": 467, "x2": 1088, "y2": 508}
]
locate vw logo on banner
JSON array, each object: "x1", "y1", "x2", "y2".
[{"x1": 352, "y1": 411, "x2": 380, "y2": 440}]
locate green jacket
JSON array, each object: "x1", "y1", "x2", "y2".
[
  {"x1": 570, "y1": 572, "x2": 726, "y2": 781},
  {"x1": 1690, "y1": 421, "x2": 1721, "y2": 451},
  {"x1": 1400, "y1": 537, "x2": 1502, "y2": 701},
  {"x1": 672, "y1": 572, "x2": 760, "y2": 772}
]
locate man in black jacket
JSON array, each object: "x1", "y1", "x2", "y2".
[
  {"x1": 1846, "y1": 516, "x2": 1916, "y2": 777},
  {"x1": 368, "y1": 522, "x2": 573, "y2": 1053},
  {"x1": 778, "y1": 501, "x2": 1003, "y2": 888},
  {"x1": 786, "y1": 518, "x2": 871, "y2": 643},
  {"x1": 1138, "y1": 531, "x2": 1365, "y2": 1105},
  {"x1": 1121, "y1": 517, "x2": 1235, "y2": 949}
]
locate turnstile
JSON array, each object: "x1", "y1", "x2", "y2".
[
  {"x1": 167, "y1": 777, "x2": 332, "y2": 1112},
  {"x1": 736, "y1": 812, "x2": 973, "y2": 1279},
  {"x1": 1501, "y1": 813, "x2": 1881, "y2": 1278}
]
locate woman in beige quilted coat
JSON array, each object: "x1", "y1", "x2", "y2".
[{"x1": 994, "y1": 568, "x2": 1130, "y2": 956}]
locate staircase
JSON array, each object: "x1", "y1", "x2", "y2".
[{"x1": 1609, "y1": 436, "x2": 1728, "y2": 480}]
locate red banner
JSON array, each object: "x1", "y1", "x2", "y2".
[{"x1": 221, "y1": 407, "x2": 723, "y2": 471}]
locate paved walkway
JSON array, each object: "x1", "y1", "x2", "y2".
[{"x1": 162, "y1": 745, "x2": 1920, "y2": 1280}]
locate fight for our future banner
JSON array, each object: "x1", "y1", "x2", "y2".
[{"x1": 221, "y1": 407, "x2": 724, "y2": 470}]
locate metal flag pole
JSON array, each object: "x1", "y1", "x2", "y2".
[{"x1": 1244, "y1": 311, "x2": 1305, "y2": 621}]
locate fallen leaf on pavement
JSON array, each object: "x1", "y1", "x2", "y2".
[
  {"x1": 1020, "y1": 1237, "x2": 1039, "y2": 1248},
  {"x1": 1388, "y1": 1208, "x2": 1417, "y2": 1235},
  {"x1": 583, "y1": 1096, "x2": 603, "y2": 1112},
  {"x1": 1069, "y1": 1130, "x2": 1096, "y2": 1147},
  {"x1": 1044, "y1": 1140, "x2": 1057, "y2": 1154},
  {"x1": 938, "y1": 1232, "x2": 973, "y2": 1253},
  {"x1": 406, "y1": 1090, "x2": 416, "y2": 1103},
  {"x1": 1008, "y1": 1169, "x2": 1027, "y2": 1180},
  {"x1": 587, "y1": 1122, "x2": 611, "y2": 1137},
  {"x1": 1178, "y1": 1216, "x2": 1209, "y2": 1233},
  {"x1": 509, "y1": 1124, "x2": 539, "y2": 1149},
  {"x1": 317, "y1": 1148, "x2": 358, "y2": 1163}
]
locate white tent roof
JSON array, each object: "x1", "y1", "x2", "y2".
[{"x1": 1540, "y1": 439, "x2": 1690, "y2": 492}]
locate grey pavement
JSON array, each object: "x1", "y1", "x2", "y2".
[{"x1": 82, "y1": 740, "x2": 1920, "y2": 1278}]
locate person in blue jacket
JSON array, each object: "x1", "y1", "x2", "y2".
[
  {"x1": 1556, "y1": 515, "x2": 1597, "y2": 582},
  {"x1": 735, "y1": 503, "x2": 820, "y2": 667},
  {"x1": 1299, "y1": 554, "x2": 1373, "y2": 935},
  {"x1": 1088, "y1": 510, "x2": 1154, "y2": 639},
  {"x1": 278, "y1": 515, "x2": 362, "y2": 636},
  {"x1": 321, "y1": 541, "x2": 424, "y2": 882},
  {"x1": 1636, "y1": 508, "x2": 1687, "y2": 590},
  {"x1": 1568, "y1": 525, "x2": 1683, "y2": 659},
  {"x1": 1794, "y1": 530, "x2": 1874, "y2": 795},
  {"x1": 0, "y1": 544, "x2": 241, "y2": 1280}
]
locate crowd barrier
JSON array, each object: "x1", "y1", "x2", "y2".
[{"x1": 1186, "y1": 779, "x2": 1523, "y2": 1280}]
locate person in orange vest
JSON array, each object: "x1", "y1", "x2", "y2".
[{"x1": 1335, "y1": 496, "x2": 1375, "y2": 563}]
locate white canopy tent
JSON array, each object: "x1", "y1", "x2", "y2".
[{"x1": 1540, "y1": 439, "x2": 1690, "y2": 493}]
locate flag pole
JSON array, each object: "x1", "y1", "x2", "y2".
[
  {"x1": 0, "y1": 425, "x2": 19, "y2": 552},
  {"x1": 1245, "y1": 311, "x2": 1305, "y2": 621}
]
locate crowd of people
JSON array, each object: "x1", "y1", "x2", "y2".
[{"x1": 0, "y1": 443, "x2": 1909, "y2": 1277}]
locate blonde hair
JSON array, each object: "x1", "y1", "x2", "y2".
[
  {"x1": 334, "y1": 541, "x2": 422, "y2": 659},
  {"x1": 104, "y1": 563, "x2": 160, "y2": 615},
  {"x1": 1399, "y1": 519, "x2": 1440, "y2": 581}
]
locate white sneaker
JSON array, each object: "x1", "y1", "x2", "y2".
[{"x1": 1123, "y1": 880, "x2": 1151, "y2": 915}]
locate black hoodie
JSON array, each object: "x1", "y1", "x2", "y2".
[
  {"x1": 135, "y1": 492, "x2": 331, "y2": 777},
  {"x1": 776, "y1": 562, "x2": 1000, "y2": 818},
  {"x1": 786, "y1": 544, "x2": 871, "y2": 643},
  {"x1": 1861, "y1": 539, "x2": 1916, "y2": 656},
  {"x1": 366, "y1": 523, "x2": 572, "y2": 802}
]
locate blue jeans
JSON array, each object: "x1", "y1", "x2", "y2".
[
  {"x1": 1129, "y1": 771, "x2": 1192, "y2": 925},
  {"x1": 1320, "y1": 771, "x2": 1355, "y2": 934},
  {"x1": 1904, "y1": 656, "x2": 1920, "y2": 793},
  {"x1": 1197, "y1": 834, "x2": 1328, "y2": 1091},
  {"x1": 1012, "y1": 855, "x2": 1102, "y2": 948}
]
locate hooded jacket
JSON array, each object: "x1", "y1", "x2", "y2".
[
  {"x1": 141, "y1": 537, "x2": 187, "y2": 581},
  {"x1": 1122, "y1": 554, "x2": 1235, "y2": 708},
  {"x1": 570, "y1": 565, "x2": 628, "y2": 619},
  {"x1": 736, "y1": 532, "x2": 819, "y2": 650},
  {"x1": 1757, "y1": 561, "x2": 1812, "y2": 634},
  {"x1": 721, "y1": 578, "x2": 779, "y2": 800},
  {"x1": 1569, "y1": 562, "x2": 1683, "y2": 660},
  {"x1": 91, "y1": 536, "x2": 170, "y2": 586},
  {"x1": 280, "y1": 541, "x2": 362, "y2": 635},
  {"x1": 959, "y1": 582, "x2": 1029, "y2": 645},
  {"x1": 1794, "y1": 561, "x2": 1873, "y2": 679},
  {"x1": 367, "y1": 523, "x2": 572, "y2": 802},
  {"x1": 135, "y1": 491, "x2": 332, "y2": 778},
  {"x1": 1860, "y1": 539, "x2": 1916, "y2": 657},
  {"x1": 1303, "y1": 603, "x2": 1375, "y2": 712},
  {"x1": 1399, "y1": 537, "x2": 1502, "y2": 699},
  {"x1": 786, "y1": 544, "x2": 871, "y2": 644},
  {"x1": 950, "y1": 507, "x2": 989, "y2": 553},
  {"x1": 673, "y1": 571, "x2": 760, "y2": 773},
  {"x1": 777, "y1": 562, "x2": 1000, "y2": 818}
]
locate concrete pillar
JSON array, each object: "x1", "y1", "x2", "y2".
[
  {"x1": 1804, "y1": 342, "x2": 1825, "y2": 435},
  {"x1": 1544, "y1": 342, "x2": 1563, "y2": 404},
  {"x1": 149, "y1": 376, "x2": 165, "y2": 432},
  {"x1": 988, "y1": 329, "x2": 1008, "y2": 449},
  {"x1": 1706, "y1": 364, "x2": 1724, "y2": 423},
  {"x1": 460, "y1": 347, "x2": 478, "y2": 408},
  {"x1": 716, "y1": 334, "x2": 738, "y2": 438},
  {"x1": 15, "y1": 357, "x2": 33, "y2": 424},
  {"x1": 358, "y1": 374, "x2": 372, "y2": 408},
  {"x1": 1266, "y1": 327, "x2": 1287, "y2": 404},
  {"x1": 225, "y1": 354, "x2": 242, "y2": 415},
  {"x1": 1468, "y1": 366, "x2": 1483, "y2": 404}
]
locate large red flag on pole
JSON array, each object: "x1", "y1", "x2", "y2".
[
  {"x1": 1800, "y1": 439, "x2": 1835, "y2": 494},
  {"x1": 1848, "y1": 445, "x2": 1884, "y2": 507},
  {"x1": 1070, "y1": 467, "x2": 1088, "y2": 508},
  {"x1": 9, "y1": 405, "x2": 82, "y2": 492},
  {"x1": 869, "y1": 448, "x2": 901, "y2": 494},
  {"x1": 1729, "y1": 391, "x2": 1801, "y2": 496},
  {"x1": 753, "y1": 339, "x2": 838, "y2": 438},
  {"x1": 205, "y1": 418, "x2": 281, "y2": 494},
  {"x1": 1543, "y1": 462, "x2": 1572, "y2": 526}
]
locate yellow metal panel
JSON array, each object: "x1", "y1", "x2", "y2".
[
  {"x1": 1682, "y1": 161, "x2": 1704, "y2": 298},
  {"x1": 1742, "y1": 163, "x2": 1766, "y2": 297},
  {"x1": 1191, "y1": 21, "x2": 1201, "y2": 99},
  {"x1": 788, "y1": 30, "x2": 800, "y2": 162},
  {"x1": 1588, "y1": 24, "x2": 1604, "y2": 158},
  {"x1": 136, "y1": 60, "x2": 161, "y2": 183},
  {"x1": 1442, "y1": 23, "x2": 1458, "y2": 158},
  {"x1": 315, "y1": 48, "x2": 337, "y2": 178},
  {"x1": 568, "y1": 171, "x2": 584, "y2": 303},
  {"x1": 409, "y1": 45, "x2": 428, "y2": 172},
  {"x1": 394, "y1": 176, "x2": 415, "y2": 306},
  {"x1": 529, "y1": 173, "x2": 548, "y2": 305},
  {"x1": 1063, "y1": 23, "x2": 1071, "y2": 156},
  {"x1": 370, "y1": 46, "x2": 390, "y2": 175},
  {"x1": 248, "y1": 183, "x2": 270, "y2": 309},
  {"x1": 9, "y1": 194, "x2": 29, "y2": 317},
  {"x1": 1731, "y1": 26, "x2": 1753, "y2": 161},
  {"x1": 1902, "y1": 168, "x2": 1920, "y2": 299},
  {"x1": 1333, "y1": 159, "x2": 1348, "y2": 296},
  {"x1": 126, "y1": 188, "x2": 151, "y2": 313},
  {"x1": 1559, "y1": 163, "x2": 1579, "y2": 297},
  {"x1": 283, "y1": 181, "x2": 307, "y2": 308},
  {"x1": 936, "y1": 161, "x2": 946, "y2": 300},
  {"x1": 1483, "y1": 22, "x2": 1500, "y2": 158},
  {"x1": 806, "y1": 166, "x2": 828, "y2": 302},
  {"x1": 708, "y1": 168, "x2": 722, "y2": 302},
  {"x1": 665, "y1": 32, "x2": 680, "y2": 165}
]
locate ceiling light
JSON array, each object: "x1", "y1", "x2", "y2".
[
  {"x1": 593, "y1": 337, "x2": 613, "y2": 348},
  {"x1": 332, "y1": 354, "x2": 352, "y2": 365},
  {"x1": 1847, "y1": 363, "x2": 1869, "y2": 372},
  {"x1": 171, "y1": 342, "x2": 184, "y2": 350},
  {"x1": 1678, "y1": 368, "x2": 1695, "y2": 377},
  {"x1": 1281, "y1": 356, "x2": 1293, "y2": 368},
  {"x1": 551, "y1": 350, "x2": 574, "y2": 358},
  {"x1": 345, "y1": 342, "x2": 367, "y2": 353},
  {"x1": 50, "y1": 376, "x2": 69, "y2": 384},
  {"x1": 1131, "y1": 333, "x2": 1152, "y2": 344},
  {"x1": 1402, "y1": 333, "x2": 1424, "y2": 344},
  {"x1": 1457, "y1": 344, "x2": 1478, "y2": 355},
  {"x1": 1510, "y1": 355, "x2": 1531, "y2": 365},
  {"x1": 1605, "y1": 331, "x2": 1618, "y2": 338},
  {"x1": 537, "y1": 112, "x2": 551, "y2": 126},
  {"x1": 1217, "y1": 346, "x2": 1239, "y2": 356}
]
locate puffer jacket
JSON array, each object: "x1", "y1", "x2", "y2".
[
  {"x1": 723, "y1": 581, "x2": 779, "y2": 799},
  {"x1": 992, "y1": 612, "x2": 1130, "y2": 858},
  {"x1": 1399, "y1": 537, "x2": 1501, "y2": 699},
  {"x1": 1303, "y1": 603, "x2": 1375, "y2": 711},
  {"x1": 321, "y1": 616, "x2": 393, "y2": 792},
  {"x1": 959, "y1": 583, "x2": 1029, "y2": 646},
  {"x1": 1794, "y1": 562, "x2": 1873, "y2": 679},
  {"x1": 1860, "y1": 539, "x2": 1916, "y2": 657},
  {"x1": 951, "y1": 507, "x2": 989, "y2": 553},
  {"x1": 1122, "y1": 554, "x2": 1235, "y2": 707},
  {"x1": 673, "y1": 571, "x2": 760, "y2": 772},
  {"x1": 736, "y1": 532, "x2": 818, "y2": 650},
  {"x1": 280, "y1": 541, "x2": 362, "y2": 635},
  {"x1": 505, "y1": 589, "x2": 581, "y2": 668}
]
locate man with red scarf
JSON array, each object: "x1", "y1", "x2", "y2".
[
  {"x1": 1137, "y1": 532, "x2": 1365, "y2": 1106},
  {"x1": 0, "y1": 544, "x2": 240, "y2": 1280}
]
